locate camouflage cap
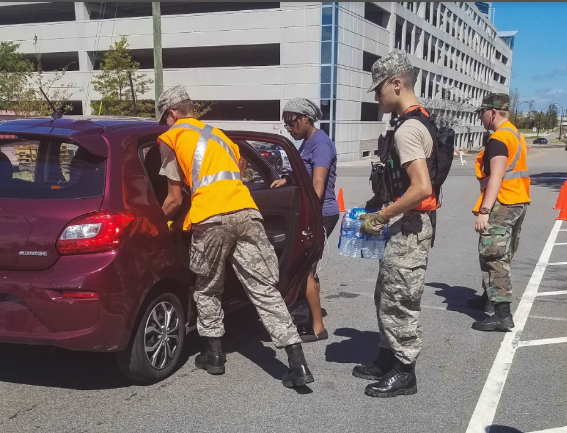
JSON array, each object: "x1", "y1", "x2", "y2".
[
  {"x1": 157, "y1": 85, "x2": 192, "y2": 124},
  {"x1": 367, "y1": 50, "x2": 413, "y2": 93},
  {"x1": 475, "y1": 93, "x2": 510, "y2": 112}
]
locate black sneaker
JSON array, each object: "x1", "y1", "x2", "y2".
[
  {"x1": 352, "y1": 349, "x2": 395, "y2": 381},
  {"x1": 364, "y1": 362, "x2": 417, "y2": 398}
]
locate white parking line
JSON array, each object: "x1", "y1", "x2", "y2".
[
  {"x1": 530, "y1": 315, "x2": 567, "y2": 322},
  {"x1": 547, "y1": 262, "x2": 567, "y2": 266},
  {"x1": 518, "y1": 337, "x2": 567, "y2": 347},
  {"x1": 554, "y1": 243, "x2": 567, "y2": 246},
  {"x1": 465, "y1": 220, "x2": 563, "y2": 433},
  {"x1": 527, "y1": 426, "x2": 567, "y2": 433},
  {"x1": 536, "y1": 290, "x2": 567, "y2": 297}
]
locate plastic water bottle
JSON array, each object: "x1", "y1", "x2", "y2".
[
  {"x1": 338, "y1": 211, "x2": 358, "y2": 258},
  {"x1": 338, "y1": 208, "x2": 388, "y2": 259}
]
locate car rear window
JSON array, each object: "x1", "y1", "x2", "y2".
[{"x1": 0, "y1": 137, "x2": 106, "y2": 200}]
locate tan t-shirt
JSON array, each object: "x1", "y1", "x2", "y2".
[
  {"x1": 159, "y1": 140, "x2": 184, "y2": 181},
  {"x1": 393, "y1": 119, "x2": 433, "y2": 166}
]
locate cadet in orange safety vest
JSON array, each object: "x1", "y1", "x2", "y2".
[
  {"x1": 469, "y1": 93, "x2": 530, "y2": 332},
  {"x1": 157, "y1": 86, "x2": 314, "y2": 388}
]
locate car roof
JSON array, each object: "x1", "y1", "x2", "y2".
[
  {"x1": 0, "y1": 116, "x2": 160, "y2": 158},
  {"x1": 0, "y1": 115, "x2": 158, "y2": 135}
]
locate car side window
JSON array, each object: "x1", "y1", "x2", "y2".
[
  {"x1": 249, "y1": 141, "x2": 291, "y2": 175},
  {"x1": 238, "y1": 156, "x2": 267, "y2": 188}
]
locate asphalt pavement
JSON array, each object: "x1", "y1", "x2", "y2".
[{"x1": 1, "y1": 148, "x2": 566, "y2": 433}]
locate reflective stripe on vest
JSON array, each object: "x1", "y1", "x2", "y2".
[
  {"x1": 478, "y1": 127, "x2": 529, "y2": 190},
  {"x1": 169, "y1": 122, "x2": 241, "y2": 193}
]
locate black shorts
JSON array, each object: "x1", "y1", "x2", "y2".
[{"x1": 322, "y1": 213, "x2": 340, "y2": 238}]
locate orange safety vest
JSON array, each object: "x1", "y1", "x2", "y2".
[
  {"x1": 472, "y1": 121, "x2": 530, "y2": 213},
  {"x1": 159, "y1": 118, "x2": 258, "y2": 229},
  {"x1": 395, "y1": 105, "x2": 439, "y2": 212}
]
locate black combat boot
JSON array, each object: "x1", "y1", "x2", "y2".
[
  {"x1": 467, "y1": 290, "x2": 495, "y2": 314},
  {"x1": 472, "y1": 302, "x2": 514, "y2": 332},
  {"x1": 352, "y1": 348, "x2": 395, "y2": 381},
  {"x1": 195, "y1": 337, "x2": 226, "y2": 375},
  {"x1": 364, "y1": 359, "x2": 417, "y2": 398},
  {"x1": 281, "y1": 343, "x2": 314, "y2": 388}
]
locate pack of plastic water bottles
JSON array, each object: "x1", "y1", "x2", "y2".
[{"x1": 337, "y1": 208, "x2": 388, "y2": 259}]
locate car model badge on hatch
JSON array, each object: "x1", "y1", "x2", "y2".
[{"x1": 19, "y1": 251, "x2": 48, "y2": 257}]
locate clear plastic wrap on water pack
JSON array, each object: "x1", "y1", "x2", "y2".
[{"x1": 337, "y1": 208, "x2": 388, "y2": 259}]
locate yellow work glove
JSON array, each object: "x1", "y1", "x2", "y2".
[
  {"x1": 359, "y1": 212, "x2": 387, "y2": 236},
  {"x1": 167, "y1": 221, "x2": 175, "y2": 232}
]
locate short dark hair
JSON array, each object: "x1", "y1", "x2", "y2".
[
  {"x1": 394, "y1": 69, "x2": 415, "y2": 89},
  {"x1": 169, "y1": 99, "x2": 194, "y2": 116}
]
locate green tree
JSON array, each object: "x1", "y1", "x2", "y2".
[
  {"x1": 2, "y1": 37, "x2": 77, "y2": 117},
  {"x1": 509, "y1": 88, "x2": 520, "y2": 123},
  {"x1": 545, "y1": 104, "x2": 558, "y2": 131},
  {"x1": 0, "y1": 41, "x2": 33, "y2": 111},
  {"x1": 91, "y1": 36, "x2": 154, "y2": 117}
]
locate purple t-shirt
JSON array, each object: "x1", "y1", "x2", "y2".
[{"x1": 298, "y1": 129, "x2": 339, "y2": 217}]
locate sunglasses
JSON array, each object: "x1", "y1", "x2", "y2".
[
  {"x1": 374, "y1": 79, "x2": 393, "y2": 98},
  {"x1": 477, "y1": 108, "x2": 491, "y2": 118},
  {"x1": 283, "y1": 117, "x2": 300, "y2": 130}
]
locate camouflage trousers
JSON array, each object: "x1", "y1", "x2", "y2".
[
  {"x1": 479, "y1": 201, "x2": 528, "y2": 304},
  {"x1": 189, "y1": 209, "x2": 301, "y2": 348},
  {"x1": 375, "y1": 210, "x2": 433, "y2": 365}
]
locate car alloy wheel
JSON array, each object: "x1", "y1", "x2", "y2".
[
  {"x1": 144, "y1": 301, "x2": 180, "y2": 370},
  {"x1": 115, "y1": 292, "x2": 186, "y2": 383}
]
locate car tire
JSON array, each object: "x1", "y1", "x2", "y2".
[
  {"x1": 275, "y1": 159, "x2": 283, "y2": 174},
  {"x1": 115, "y1": 292, "x2": 186, "y2": 383}
]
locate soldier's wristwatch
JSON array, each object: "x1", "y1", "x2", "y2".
[{"x1": 479, "y1": 207, "x2": 490, "y2": 215}]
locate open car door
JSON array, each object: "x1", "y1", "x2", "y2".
[
  {"x1": 226, "y1": 131, "x2": 324, "y2": 306},
  {"x1": 136, "y1": 129, "x2": 323, "y2": 314}
]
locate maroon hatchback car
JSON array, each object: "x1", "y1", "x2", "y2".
[{"x1": 0, "y1": 117, "x2": 323, "y2": 382}]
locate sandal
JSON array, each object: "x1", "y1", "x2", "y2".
[{"x1": 300, "y1": 329, "x2": 329, "y2": 343}]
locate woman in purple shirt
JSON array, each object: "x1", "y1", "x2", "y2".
[{"x1": 271, "y1": 98, "x2": 339, "y2": 343}]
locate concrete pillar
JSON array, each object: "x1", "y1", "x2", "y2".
[
  {"x1": 416, "y1": 2, "x2": 425, "y2": 19},
  {"x1": 425, "y1": 71, "x2": 430, "y2": 97},
  {"x1": 387, "y1": 10, "x2": 396, "y2": 50},
  {"x1": 411, "y1": 25, "x2": 416, "y2": 55},
  {"x1": 415, "y1": 68, "x2": 422, "y2": 96},
  {"x1": 437, "y1": 4, "x2": 442, "y2": 29},
  {"x1": 401, "y1": 20, "x2": 407, "y2": 52},
  {"x1": 75, "y1": 3, "x2": 92, "y2": 115},
  {"x1": 417, "y1": 29, "x2": 424, "y2": 59},
  {"x1": 74, "y1": 2, "x2": 90, "y2": 21}
]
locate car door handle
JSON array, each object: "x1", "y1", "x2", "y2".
[{"x1": 301, "y1": 231, "x2": 312, "y2": 236}]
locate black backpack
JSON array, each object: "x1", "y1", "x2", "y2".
[
  {"x1": 369, "y1": 107, "x2": 455, "y2": 246},
  {"x1": 370, "y1": 107, "x2": 455, "y2": 206}
]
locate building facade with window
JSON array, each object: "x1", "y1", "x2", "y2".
[{"x1": 0, "y1": 2, "x2": 513, "y2": 161}]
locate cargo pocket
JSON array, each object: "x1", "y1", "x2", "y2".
[
  {"x1": 188, "y1": 242, "x2": 212, "y2": 276},
  {"x1": 479, "y1": 226, "x2": 510, "y2": 260}
]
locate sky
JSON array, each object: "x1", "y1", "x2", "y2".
[{"x1": 493, "y1": 2, "x2": 567, "y2": 114}]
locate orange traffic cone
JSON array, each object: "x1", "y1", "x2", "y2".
[
  {"x1": 553, "y1": 181, "x2": 567, "y2": 210},
  {"x1": 556, "y1": 196, "x2": 567, "y2": 221},
  {"x1": 337, "y1": 188, "x2": 346, "y2": 212}
]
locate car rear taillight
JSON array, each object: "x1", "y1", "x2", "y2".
[
  {"x1": 260, "y1": 152, "x2": 270, "y2": 158},
  {"x1": 56, "y1": 210, "x2": 136, "y2": 255}
]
